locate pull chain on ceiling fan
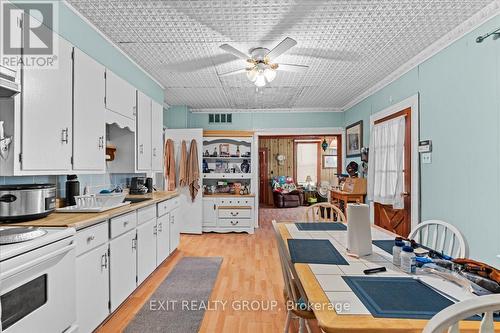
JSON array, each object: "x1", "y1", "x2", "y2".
[{"x1": 219, "y1": 37, "x2": 309, "y2": 87}]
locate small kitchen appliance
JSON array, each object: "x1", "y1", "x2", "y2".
[
  {"x1": 0, "y1": 184, "x2": 56, "y2": 221},
  {"x1": 130, "y1": 177, "x2": 148, "y2": 194}
]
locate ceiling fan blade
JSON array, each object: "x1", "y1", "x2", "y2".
[
  {"x1": 218, "y1": 68, "x2": 247, "y2": 77},
  {"x1": 276, "y1": 63, "x2": 309, "y2": 72},
  {"x1": 266, "y1": 37, "x2": 297, "y2": 61},
  {"x1": 219, "y1": 44, "x2": 249, "y2": 60}
]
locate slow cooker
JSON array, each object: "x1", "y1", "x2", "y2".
[{"x1": 0, "y1": 184, "x2": 56, "y2": 221}]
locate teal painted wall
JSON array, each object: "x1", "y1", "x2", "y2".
[
  {"x1": 343, "y1": 16, "x2": 500, "y2": 265},
  {"x1": 165, "y1": 109, "x2": 345, "y2": 130}
]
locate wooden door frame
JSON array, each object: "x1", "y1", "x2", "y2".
[
  {"x1": 369, "y1": 94, "x2": 420, "y2": 230},
  {"x1": 258, "y1": 147, "x2": 270, "y2": 205}
]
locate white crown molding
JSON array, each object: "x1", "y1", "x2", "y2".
[
  {"x1": 341, "y1": 0, "x2": 500, "y2": 111},
  {"x1": 189, "y1": 107, "x2": 342, "y2": 113},
  {"x1": 63, "y1": 0, "x2": 165, "y2": 90}
]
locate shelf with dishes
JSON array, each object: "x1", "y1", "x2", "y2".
[{"x1": 202, "y1": 173, "x2": 252, "y2": 179}]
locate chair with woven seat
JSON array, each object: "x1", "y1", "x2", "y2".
[
  {"x1": 408, "y1": 220, "x2": 468, "y2": 258},
  {"x1": 423, "y1": 294, "x2": 500, "y2": 333},
  {"x1": 304, "y1": 202, "x2": 346, "y2": 223},
  {"x1": 272, "y1": 220, "x2": 315, "y2": 333}
]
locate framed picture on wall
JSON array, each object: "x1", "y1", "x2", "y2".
[
  {"x1": 323, "y1": 155, "x2": 337, "y2": 169},
  {"x1": 346, "y1": 120, "x2": 363, "y2": 157}
]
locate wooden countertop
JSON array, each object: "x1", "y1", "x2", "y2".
[
  {"x1": 202, "y1": 193, "x2": 255, "y2": 197},
  {"x1": 0, "y1": 191, "x2": 179, "y2": 230}
]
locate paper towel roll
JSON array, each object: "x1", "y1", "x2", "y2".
[{"x1": 346, "y1": 203, "x2": 372, "y2": 257}]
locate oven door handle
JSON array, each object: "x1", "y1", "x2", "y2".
[{"x1": 0, "y1": 243, "x2": 75, "y2": 280}]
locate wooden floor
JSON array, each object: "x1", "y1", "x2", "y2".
[{"x1": 96, "y1": 211, "x2": 321, "y2": 333}]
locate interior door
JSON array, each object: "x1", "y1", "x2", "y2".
[
  {"x1": 373, "y1": 107, "x2": 412, "y2": 237},
  {"x1": 73, "y1": 48, "x2": 105, "y2": 171},
  {"x1": 136, "y1": 91, "x2": 152, "y2": 171},
  {"x1": 258, "y1": 148, "x2": 269, "y2": 205},
  {"x1": 164, "y1": 128, "x2": 203, "y2": 234},
  {"x1": 21, "y1": 32, "x2": 73, "y2": 171}
]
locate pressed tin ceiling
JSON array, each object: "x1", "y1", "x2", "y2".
[{"x1": 67, "y1": 0, "x2": 495, "y2": 111}]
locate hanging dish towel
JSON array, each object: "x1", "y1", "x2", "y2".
[
  {"x1": 164, "y1": 139, "x2": 176, "y2": 191},
  {"x1": 179, "y1": 140, "x2": 188, "y2": 187},
  {"x1": 187, "y1": 139, "x2": 200, "y2": 202}
]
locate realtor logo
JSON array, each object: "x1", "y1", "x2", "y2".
[{"x1": 1, "y1": 1, "x2": 59, "y2": 68}]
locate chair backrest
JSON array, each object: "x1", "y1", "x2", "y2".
[
  {"x1": 423, "y1": 294, "x2": 500, "y2": 333},
  {"x1": 271, "y1": 220, "x2": 308, "y2": 305},
  {"x1": 304, "y1": 203, "x2": 346, "y2": 223},
  {"x1": 408, "y1": 220, "x2": 468, "y2": 258}
]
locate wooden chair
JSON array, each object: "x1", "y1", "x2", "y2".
[
  {"x1": 408, "y1": 220, "x2": 468, "y2": 258},
  {"x1": 304, "y1": 202, "x2": 346, "y2": 223},
  {"x1": 272, "y1": 220, "x2": 315, "y2": 333},
  {"x1": 423, "y1": 294, "x2": 500, "y2": 333}
]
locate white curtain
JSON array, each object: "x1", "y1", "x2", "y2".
[{"x1": 367, "y1": 116, "x2": 406, "y2": 209}]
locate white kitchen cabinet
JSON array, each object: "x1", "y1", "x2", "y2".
[
  {"x1": 105, "y1": 70, "x2": 136, "y2": 120},
  {"x1": 73, "y1": 48, "x2": 105, "y2": 172},
  {"x1": 156, "y1": 214, "x2": 170, "y2": 266},
  {"x1": 136, "y1": 91, "x2": 152, "y2": 171},
  {"x1": 109, "y1": 229, "x2": 137, "y2": 311},
  {"x1": 202, "y1": 198, "x2": 217, "y2": 227},
  {"x1": 151, "y1": 101, "x2": 164, "y2": 171},
  {"x1": 21, "y1": 32, "x2": 73, "y2": 171},
  {"x1": 76, "y1": 243, "x2": 109, "y2": 333},
  {"x1": 169, "y1": 207, "x2": 180, "y2": 253},
  {"x1": 137, "y1": 218, "x2": 157, "y2": 284}
]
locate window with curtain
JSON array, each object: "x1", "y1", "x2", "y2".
[
  {"x1": 367, "y1": 116, "x2": 406, "y2": 209},
  {"x1": 296, "y1": 142, "x2": 318, "y2": 185}
]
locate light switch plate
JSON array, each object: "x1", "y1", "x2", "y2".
[{"x1": 422, "y1": 153, "x2": 432, "y2": 164}]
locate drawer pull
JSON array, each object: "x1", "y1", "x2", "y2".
[
  {"x1": 87, "y1": 235, "x2": 95, "y2": 242},
  {"x1": 123, "y1": 221, "x2": 129, "y2": 227},
  {"x1": 230, "y1": 212, "x2": 239, "y2": 217},
  {"x1": 230, "y1": 221, "x2": 239, "y2": 225}
]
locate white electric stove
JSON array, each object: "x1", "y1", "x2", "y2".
[{"x1": 0, "y1": 226, "x2": 78, "y2": 333}]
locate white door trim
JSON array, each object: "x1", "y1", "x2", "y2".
[
  {"x1": 254, "y1": 127, "x2": 346, "y2": 227},
  {"x1": 369, "y1": 94, "x2": 420, "y2": 230}
]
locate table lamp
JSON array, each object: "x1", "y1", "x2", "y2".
[{"x1": 305, "y1": 175, "x2": 313, "y2": 190}]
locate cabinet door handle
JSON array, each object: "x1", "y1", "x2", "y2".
[
  {"x1": 61, "y1": 128, "x2": 69, "y2": 144},
  {"x1": 132, "y1": 237, "x2": 137, "y2": 250},
  {"x1": 101, "y1": 253, "x2": 108, "y2": 270},
  {"x1": 213, "y1": 204, "x2": 216, "y2": 210},
  {"x1": 98, "y1": 136, "x2": 104, "y2": 149},
  {"x1": 158, "y1": 222, "x2": 162, "y2": 232},
  {"x1": 133, "y1": 106, "x2": 137, "y2": 116},
  {"x1": 139, "y1": 144, "x2": 144, "y2": 154},
  {"x1": 153, "y1": 225, "x2": 157, "y2": 235},
  {"x1": 152, "y1": 148, "x2": 156, "y2": 157}
]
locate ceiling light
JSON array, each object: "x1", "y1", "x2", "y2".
[
  {"x1": 263, "y1": 68, "x2": 276, "y2": 82},
  {"x1": 254, "y1": 74, "x2": 266, "y2": 87},
  {"x1": 246, "y1": 68, "x2": 257, "y2": 82}
]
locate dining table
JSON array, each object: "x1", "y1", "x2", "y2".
[{"x1": 277, "y1": 221, "x2": 500, "y2": 333}]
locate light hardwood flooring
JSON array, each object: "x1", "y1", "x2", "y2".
[{"x1": 96, "y1": 210, "x2": 320, "y2": 333}]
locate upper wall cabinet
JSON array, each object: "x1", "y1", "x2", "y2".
[
  {"x1": 21, "y1": 31, "x2": 73, "y2": 171},
  {"x1": 73, "y1": 48, "x2": 105, "y2": 172},
  {"x1": 151, "y1": 101, "x2": 164, "y2": 172},
  {"x1": 136, "y1": 91, "x2": 152, "y2": 171},
  {"x1": 105, "y1": 70, "x2": 136, "y2": 121}
]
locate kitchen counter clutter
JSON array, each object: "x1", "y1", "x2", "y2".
[{"x1": 0, "y1": 191, "x2": 178, "y2": 230}]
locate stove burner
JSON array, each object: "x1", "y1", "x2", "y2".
[{"x1": 0, "y1": 227, "x2": 47, "y2": 245}]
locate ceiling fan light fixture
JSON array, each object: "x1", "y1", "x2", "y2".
[
  {"x1": 263, "y1": 68, "x2": 276, "y2": 82},
  {"x1": 246, "y1": 68, "x2": 258, "y2": 82},
  {"x1": 254, "y1": 74, "x2": 266, "y2": 87}
]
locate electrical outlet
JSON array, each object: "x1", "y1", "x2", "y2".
[{"x1": 422, "y1": 153, "x2": 432, "y2": 164}]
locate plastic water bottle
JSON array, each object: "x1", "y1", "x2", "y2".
[
  {"x1": 392, "y1": 240, "x2": 404, "y2": 266},
  {"x1": 400, "y1": 246, "x2": 416, "y2": 273}
]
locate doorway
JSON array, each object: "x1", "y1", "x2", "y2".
[{"x1": 372, "y1": 107, "x2": 412, "y2": 237}]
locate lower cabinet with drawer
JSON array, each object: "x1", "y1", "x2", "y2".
[
  {"x1": 202, "y1": 196, "x2": 255, "y2": 234},
  {"x1": 75, "y1": 222, "x2": 110, "y2": 333}
]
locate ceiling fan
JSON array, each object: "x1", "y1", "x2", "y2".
[{"x1": 218, "y1": 37, "x2": 308, "y2": 87}]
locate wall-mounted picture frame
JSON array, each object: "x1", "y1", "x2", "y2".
[
  {"x1": 323, "y1": 155, "x2": 337, "y2": 169},
  {"x1": 346, "y1": 120, "x2": 363, "y2": 157}
]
